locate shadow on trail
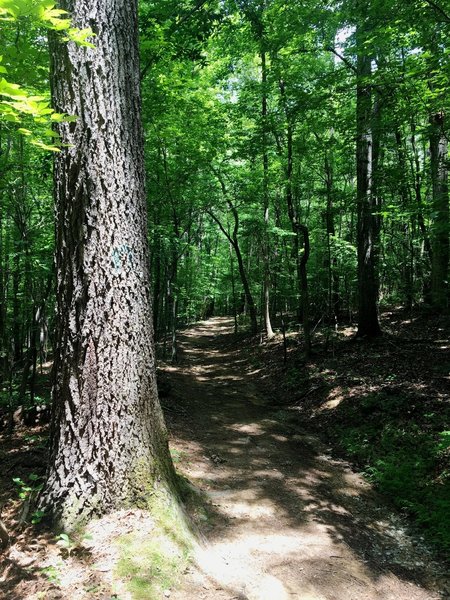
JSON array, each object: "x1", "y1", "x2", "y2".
[{"x1": 160, "y1": 318, "x2": 444, "y2": 600}]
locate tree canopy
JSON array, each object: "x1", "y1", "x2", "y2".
[{"x1": 0, "y1": 0, "x2": 449, "y2": 561}]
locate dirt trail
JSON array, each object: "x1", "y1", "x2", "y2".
[{"x1": 162, "y1": 318, "x2": 446, "y2": 600}]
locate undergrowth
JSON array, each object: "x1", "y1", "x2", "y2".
[
  {"x1": 325, "y1": 392, "x2": 450, "y2": 553},
  {"x1": 266, "y1": 310, "x2": 450, "y2": 558}
]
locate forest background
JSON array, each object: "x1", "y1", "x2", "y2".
[{"x1": 0, "y1": 0, "x2": 449, "y2": 566}]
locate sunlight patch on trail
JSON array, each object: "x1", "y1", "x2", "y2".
[
  {"x1": 194, "y1": 543, "x2": 291, "y2": 600},
  {"x1": 193, "y1": 531, "x2": 338, "y2": 600}
]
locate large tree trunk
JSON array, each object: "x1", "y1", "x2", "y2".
[
  {"x1": 356, "y1": 35, "x2": 382, "y2": 338},
  {"x1": 39, "y1": 0, "x2": 175, "y2": 530}
]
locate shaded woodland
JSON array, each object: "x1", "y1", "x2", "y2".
[{"x1": 0, "y1": 0, "x2": 449, "y2": 598}]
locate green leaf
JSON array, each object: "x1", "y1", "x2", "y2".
[
  {"x1": 0, "y1": 1, "x2": 20, "y2": 19},
  {"x1": 0, "y1": 78, "x2": 27, "y2": 99},
  {"x1": 50, "y1": 112, "x2": 78, "y2": 122},
  {"x1": 64, "y1": 27, "x2": 96, "y2": 48},
  {"x1": 438, "y1": 431, "x2": 450, "y2": 451},
  {"x1": 43, "y1": 128, "x2": 60, "y2": 138},
  {"x1": 30, "y1": 139, "x2": 61, "y2": 152}
]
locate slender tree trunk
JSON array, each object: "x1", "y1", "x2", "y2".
[
  {"x1": 324, "y1": 146, "x2": 340, "y2": 321},
  {"x1": 0, "y1": 234, "x2": 5, "y2": 381},
  {"x1": 429, "y1": 111, "x2": 449, "y2": 311},
  {"x1": 152, "y1": 223, "x2": 162, "y2": 340},
  {"x1": 298, "y1": 224, "x2": 311, "y2": 357},
  {"x1": 281, "y1": 103, "x2": 311, "y2": 354},
  {"x1": 410, "y1": 120, "x2": 433, "y2": 302},
  {"x1": 0, "y1": 132, "x2": 12, "y2": 375},
  {"x1": 39, "y1": 0, "x2": 175, "y2": 529},
  {"x1": 28, "y1": 273, "x2": 53, "y2": 404},
  {"x1": 233, "y1": 236, "x2": 258, "y2": 334},
  {"x1": 12, "y1": 250, "x2": 21, "y2": 364},
  {"x1": 229, "y1": 243, "x2": 238, "y2": 334},
  {"x1": 18, "y1": 209, "x2": 33, "y2": 403},
  {"x1": 411, "y1": 121, "x2": 433, "y2": 264},
  {"x1": 395, "y1": 128, "x2": 414, "y2": 309},
  {"x1": 209, "y1": 174, "x2": 258, "y2": 334},
  {"x1": 356, "y1": 35, "x2": 382, "y2": 337},
  {"x1": 169, "y1": 251, "x2": 178, "y2": 363},
  {"x1": 261, "y1": 47, "x2": 274, "y2": 339}
]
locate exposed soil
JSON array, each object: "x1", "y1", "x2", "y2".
[
  {"x1": 161, "y1": 317, "x2": 448, "y2": 600},
  {"x1": 0, "y1": 314, "x2": 448, "y2": 599}
]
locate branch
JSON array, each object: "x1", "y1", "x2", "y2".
[
  {"x1": 174, "y1": 0, "x2": 210, "y2": 30},
  {"x1": 297, "y1": 223, "x2": 310, "y2": 267},
  {"x1": 325, "y1": 46, "x2": 357, "y2": 74},
  {"x1": 140, "y1": 0, "x2": 210, "y2": 80},
  {"x1": 423, "y1": 0, "x2": 450, "y2": 23},
  {"x1": 209, "y1": 167, "x2": 241, "y2": 240},
  {"x1": 206, "y1": 209, "x2": 234, "y2": 245}
]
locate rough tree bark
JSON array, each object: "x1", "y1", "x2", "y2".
[{"x1": 39, "y1": 0, "x2": 175, "y2": 529}]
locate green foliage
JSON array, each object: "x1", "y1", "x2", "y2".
[
  {"x1": 39, "y1": 563, "x2": 62, "y2": 585},
  {"x1": 13, "y1": 472, "x2": 43, "y2": 500},
  {"x1": 169, "y1": 448, "x2": 188, "y2": 465},
  {"x1": 13, "y1": 473, "x2": 46, "y2": 523},
  {"x1": 0, "y1": 0, "x2": 93, "y2": 148},
  {"x1": 55, "y1": 532, "x2": 79, "y2": 556},
  {"x1": 329, "y1": 393, "x2": 450, "y2": 552},
  {"x1": 0, "y1": 0, "x2": 448, "y2": 576},
  {"x1": 121, "y1": 0, "x2": 450, "y2": 341}
]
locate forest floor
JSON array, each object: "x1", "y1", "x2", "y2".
[
  {"x1": 159, "y1": 315, "x2": 449, "y2": 600},
  {"x1": 0, "y1": 311, "x2": 449, "y2": 599}
]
